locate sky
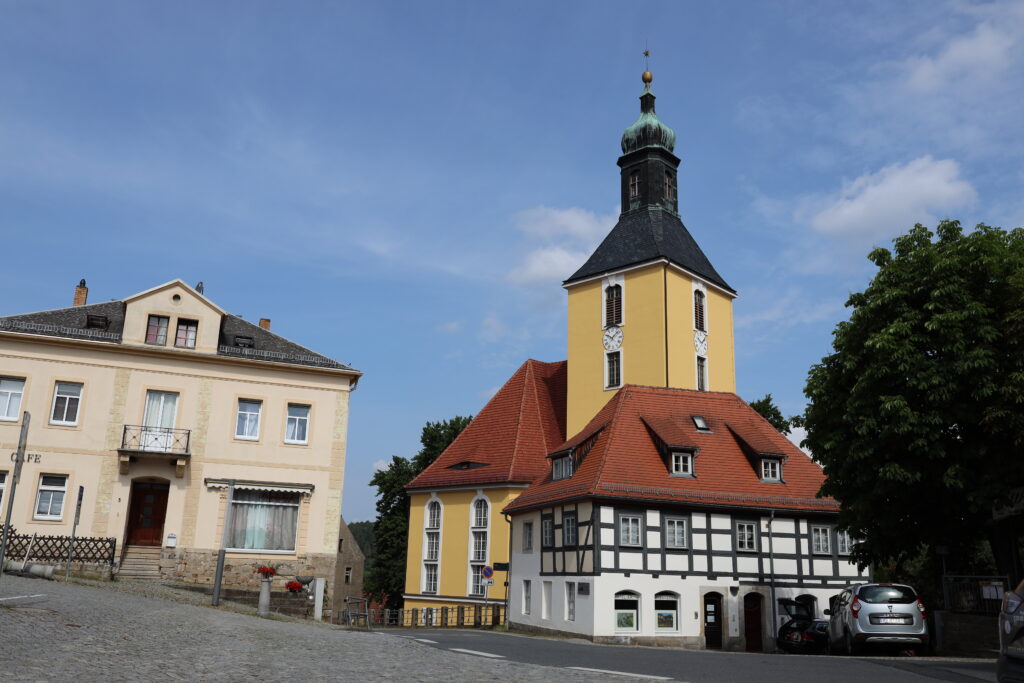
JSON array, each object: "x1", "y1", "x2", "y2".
[{"x1": 2, "y1": 1, "x2": 1023, "y2": 523}]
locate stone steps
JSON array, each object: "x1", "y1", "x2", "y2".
[{"x1": 119, "y1": 545, "x2": 164, "y2": 580}]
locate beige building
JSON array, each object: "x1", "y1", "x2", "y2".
[{"x1": 0, "y1": 279, "x2": 360, "y2": 590}]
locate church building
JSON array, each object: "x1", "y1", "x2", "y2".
[{"x1": 403, "y1": 69, "x2": 866, "y2": 649}]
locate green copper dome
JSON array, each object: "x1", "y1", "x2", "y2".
[{"x1": 621, "y1": 84, "x2": 676, "y2": 154}]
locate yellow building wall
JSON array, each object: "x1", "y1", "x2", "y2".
[{"x1": 706, "y1": 286, "x2": 737, "y2": 393}]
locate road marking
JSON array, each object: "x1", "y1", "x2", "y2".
[
  {"x1": 449, "y1": 648, "x2": 505, "y2": 659},
  {"x1": 415, "y1": 638, "x2": 438, "y2": 644},
  {"x1": 0, "y1": 594, "x2": 47, "y2": 603},
  {"x1": 566, "y1": 667, "x2": 673, "y2": 680}
]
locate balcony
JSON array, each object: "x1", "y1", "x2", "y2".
[{"x1": 118, "y1": 425, "x2": 191, "y2": 478}]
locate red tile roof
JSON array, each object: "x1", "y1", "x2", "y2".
[
  {"x1": 505, "y1": 385, "x2": 838, "y2": 514},
  {"x1": 406, "y1": 359, "x2": 567, "y2": 490}
]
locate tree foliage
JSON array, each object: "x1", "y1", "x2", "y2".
[
  {"x1": 748, "y1": 393, "x2": 791, "y2": 434},
  {"x1": 364, "y1": 416, "x2": 472, "y2": 608},
  {"x1": 347, "y1": 520, "x2": 376, "y2": 571},
  {"x1": 804, "y1": 221, "x2": 1024, "y2": 579}
]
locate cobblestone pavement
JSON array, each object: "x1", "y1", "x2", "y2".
[{"x1": 0, "y1": 574, "x2": 621, "y2": 682}]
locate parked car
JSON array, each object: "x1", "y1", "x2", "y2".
[
  {"x1": 998, "y1": 578, "x2": 1024, "y2": 682},
  {"x1": 777, "y1": 598, "x2": 829, "y2": 654},
  {"x1": 825, "y1": 583, "x2": 928, "y2": 655}
]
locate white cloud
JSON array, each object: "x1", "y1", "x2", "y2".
[
  {"x1": 507, "y1": 245, "x2": 591, "y2": 285},
  {"x1": 735, "y1": 289, "x2": 843, "y2": 331},
  {"x1": 514, "y1": 205, "x2": 615, "y2": 242},
  {"x1": 902, "y1": 22, "x2": 1015, "y2": 94},
  {"x1": 436, "y1": 320, "x2": 463, "y2": 334},
  {"x1": 787, "y1": 426, "x2": 814, "y2": 459},
  {"x1": 797, "y1": 156, "x2": 976, "y2": 243},
  {"x1": 506, "y1": 205, "x2": 617, "y2": 286},
  {"x1": 372, "y1": 459, "x2": 388, "y2": 472}
]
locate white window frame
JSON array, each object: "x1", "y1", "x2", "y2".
[
  {"x1": 285, "y1": 404, "x2": 311, "y2": 445},
  {"x1": 563, "y1": 512, "x2": 578, "y2": 546},
  {"x1": 837, "y1": 529, "x2": 852, "y2": 555},
  {"x1": 541, "y1": 517, "x2": 554, "y2": 547},
  {"x1": 34, "y1": 474, "x2": 68, "y2": 521},
  {"x1": 553, "y1": 455, "x2": 573, "y2": 480},
  {"x1": 761, "y1": 459, "x2": 781, "y2": 482},
  {"x1": 469, "y1": 496, "x2": 490, "y2": 596},
  {"x1": 671, "y1": 451, "x2": 693, "y2": 476},
  {"x1": 665, "y1": 517, "x2": 688, "y2": 548},
  {"x1": 566, "y1": 581, "x2": 576, "y2": 622},
  {"x1": 424, "y1": 563, "x2": 438, "y2": 594},
  {"x1": 523, "y1": 579, "x2": 532, "y2": 615},
  {"x1": 619, "y1": 515, "x2": 641, "y2": 547},
  {"x1": 542, "y1": 581, "x2": 552, "y2": 620},
  {"x1": 655, "y1": 591, "x2": 679, "y2": 631},
  {"x1": 50, "y1": 381, "x2": 83, "y2": 426},
  {"x1": 522, "y1": 520, "x2": 534, "y2": 552},
  {"x1": 423, "y1": 497, "x2": 442, "y2": 594},
  {"x1": 736, "y1": 521, "x2": 757, "y2": 552},
  {"x1": 601, "y1": 273, "x2": 625, "y2": 329},
  {"x1": 235, "y1": 399, "x2": 262, "y2": 440},
  {"x1": 226, "y1": 489, "x2": 301, "y2": 552},
  {"x1": 812, "y1": 526, "x2": 832, "y2": 555},
  {"x1": 0, "y1": 471, "x2": 7, "y2": 510},
  {"x1": 344, "y1": 567, "x2": 353, "y2": 584},
  {"x1": 605, "y1": 350, "x2": 623, "y2": 389},
  {"x1": 692, "y1": 281, "x2": 709, "y2": 332},
  {"x1": 696, "y1": 355, "x2": 708, "y2": 392},
  {"x1": 425, "y1": 530, "x2": 440, "y2": 562},
  {"x1": 0, "y1": 376, "x2": 25, "y2": 422},
  {"x1": 174, "y1": 318, "x2": 198, "y2": 349},
  {"x1": 615, "y1": 591, "x2": 640, "y2": 632}
]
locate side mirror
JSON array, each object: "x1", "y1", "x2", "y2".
[{"x1": 823, "y1": 609, "x2": 832, "y2": 616}]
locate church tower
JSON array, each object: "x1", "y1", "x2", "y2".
[{"x1": 564, "y1": 70, "x2": 737, "y2": 434}]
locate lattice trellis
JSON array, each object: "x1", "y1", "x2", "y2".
[{"x1": 3, "y1": 528, "x2": 116, "y2": 564}]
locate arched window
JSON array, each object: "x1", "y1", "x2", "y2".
[
  {"x1": 423, "y1": 499, "x2": 442, "y2": 594},
  {"x1": 469, "y1": 497, "x2": 490, "y2": 596},
  {"x1": 655, "y1": 592, "x2": 679, "y2": 631},
  {"x1": 426, "y1": 501, "x2": 441, "y2": 529},
  {"x1": 694, "y1": 290, "x2": 706, "y2": 331},
  {"x1": 605, "y1": 284, "x2": 622, "y2": 327},
  {"x1": 473, "y1": 499, "x2": 489, "y2": 528},
  {"x1": 615, "y1": 591, "x2": 640, "y2": 631}
]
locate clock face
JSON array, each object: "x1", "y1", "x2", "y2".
[
  {"x1": 694, "y1": 330, "x2": 708, "y2": 356},
  {"x1": 603, "y1": 326, "x2": 623, "y2": 351}
]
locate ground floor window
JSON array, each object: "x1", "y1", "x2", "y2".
[
  {"x1": 34, "y1": 474, "x2": 67, "y2": 521},
  {"x1": 523, "y1": 580, "x2": 532, "y2": 615},
  {"x1": 423, "y1": 563, "x2": 438, "y2": 594},
  {"x1": 615, "y1": 591, "x2": 639, "y2": 631},
  {"x1": 542, "y1": 581, "x2": 552, "y2": 620},
  {"x1": 655, "y1": 592, "x2": 679, "y2": 631},
  {"x1": 228, "y1": 489, "x2": 300, "y2": 551},
  {"x1": 566, "y1": 582, "x2": 576, "y2": 621}
]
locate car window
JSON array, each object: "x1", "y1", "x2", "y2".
[{"x1": 858, "y1": 585, "x2": 916, "y2": 603}]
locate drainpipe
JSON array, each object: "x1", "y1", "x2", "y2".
[
  {"x1": 768, "y1": 510, "x2": 778, "y2": 643},
  {"x1": 503, "y1": 512, "x2": 512, "y2": 628}
]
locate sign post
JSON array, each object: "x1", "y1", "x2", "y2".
[
  {"x1": 482, "y1": 565, "x2": 494, "y2": 622},
  {"x1": 211, "y1": 480, "x2": 236, "y2": 606},
  {"x1": 0, "y1": 412, "x2": 31, "y2": 588},
  {"x1": 64, "y1": 486, "x2": 85, "y2": 582}
]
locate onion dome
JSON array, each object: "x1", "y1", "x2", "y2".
[{"x1": 621, "y1": 71, "x2": 677, "y2": 154}]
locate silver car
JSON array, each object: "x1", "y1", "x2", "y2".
[{"x1": 826, "y1": 583, "x2": 929, "y2": 655}]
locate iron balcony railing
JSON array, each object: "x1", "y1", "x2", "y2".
[{"x1": 120, "y1": 425, "x2": 191, "y2": 455}]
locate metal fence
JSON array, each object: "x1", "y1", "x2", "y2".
[
  {"x1": 335, "y1": 604, "x2": 506, "y2": 629},
  {"x1": 944, "y1": 575, "x2": 1009, "y2": 615}
]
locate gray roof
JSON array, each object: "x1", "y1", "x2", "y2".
[{"x1": 564, "y1": 208, "x2": 734, "y2": 293}]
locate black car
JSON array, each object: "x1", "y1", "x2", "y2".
[
  {"x1": 999, "y1": 578, "x2": 1024, "y2": 682},
  {"x1": 778, "y1": 599, "x2": 829, "y2": 654}
]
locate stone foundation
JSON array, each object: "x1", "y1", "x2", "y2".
[
  {"x1": 510, "y1": 621, "x2": 748, "y2": 651},
  {"x1": 159, "y1": 548, "x2": 336, "y2": 590},
  {"x1": 53, "y1": 561, "x2": 114, "y2": 581}
]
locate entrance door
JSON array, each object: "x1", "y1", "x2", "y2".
[
  {"x1": 142, "y1": 391, "x2": 178, "y2": 451},
  {"x1": 126, "y1": 481, "x2": 169, "y2": 546},
  {"x1": 703, "y1": 592, "x2": 723, "y2": 649},
  {"x1": 744, "y1": 593, "x2": 764, "y2": 652}
]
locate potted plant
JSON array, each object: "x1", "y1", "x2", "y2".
[{"x1": 255, "y1": 566, "x2": 277, "y2": 617}]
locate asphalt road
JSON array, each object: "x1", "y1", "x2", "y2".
[{"x1": 379, "y1": 628, "x2": 997, "y2": 683}]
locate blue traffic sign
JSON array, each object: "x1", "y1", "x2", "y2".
[{"x1": 482, "y1": 565, "x2": 494, "y2": 579}]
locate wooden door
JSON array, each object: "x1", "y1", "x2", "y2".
[
  {"x1": 703, "y1": 592, "x2": 723, "y2": 650},
  {"x1": 744, "y1": 593, "x2": 764, "y2": 652},
  {"x1": 127, "y1": 482, "x2": 169, "y2": 546}
]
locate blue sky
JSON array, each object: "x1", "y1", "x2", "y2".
[{"x1": 2, "y1": 1, "x2": 1023, "y2": 522}]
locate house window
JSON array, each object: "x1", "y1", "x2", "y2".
[
  {"x1": 542, "y1": 581, "x2": 552, "y2": 620},
  {"x1": 471, "y1": 564, "x2": 485, "y2": 596},
  {"x1": 812, "y1": 526, "x2": 832, "y2": 555},
  {"x1": 470, "y1": 498, "x2": 489, "y2": 596},
  {"x1": 563, "y1": 512, "x2": 578, "y2": 546},
  {"x1": 174, "y1": 319, "x2": 198, "y2": 348},
  {"x1": 472, "y1": 531, "x2": 487, "y2": 562},
  {"x1": 837, "y1": 529, "x2": 852, "y2": 555},
  {"x1": 664, "y1": 172, "x2": 676, "y2": 201},
  {"x1": 235, "y1": 399, "x2": 262, "y2": 440},
  {"x1": 0, "y1": 471, "x2": 7, "y2": 508},
  {"x1": 615, "y1": 591, "x2": 639, "y2": 631},
  {"x1": 425, "y1": 531, "x2": 440, "y2": 561},
  {"x1": 553, "y1": 455, "x2": 573, "y2": 480},
  {"x1": 426, "y1": 500, "x2": 441, "y2": 529},
  {"x1": 344, "y1": 567, "x2": 353, "y2": 584},
  {"x1": 566, "y1": 582, "x2": 576, "y2": 621},
  {"x1": 34, "y1": 474, "x2": 67, "y2": 521},
  {"x1": 696, "y1": 356, "x2": 707, "y2": 391},
  {"x1": 692, "y1": 415, "x2": 709, "y2": 431},
  {"x1": 736, "y1": 521, "x2": 757, "y2": 552},
  {"x1": 671, "y1": 452, "x2": 693, "y2": 476},
  {"x1": 619, "y1": 515, "x2": 641, "y2": 546},
  {"x1": 0, "y1": 377, "x2": 25, "y2": 421},
  {"x1": 50, "y1": 381, "x2": 83, "y2": 426},
  {"x1": 424, "y1": 500, "x2": 441, "y2": 594},
  {"x1": 424, "y1": 563, "x2": 438, "y2": 594},
  {"x1": 665, "y1": 517, "x2": 688, "y2": 548},
  {"x1": 473, "y1": 498, "x2": 489, "y2": 528},
  {"x1": 542, "y1": 517, "x2": 554, "y2": 547},
  {"x1": 694, "y1": 290, "x2": 706, "y2": 331},
  {"x1": 285, "y1": 404, "x2": 310, "y2": 444},
  {"x1": 522, "y1": 521, "x2": 533, "y2": 552},
  {"x1": 523, "y1": 580, "x2": 532, "y2": 615},
  {"x1": 145, "y1": 315, "x2": 169, "y2": 345},
  {"x1": 761, "y1": 459, "x2": 781, "y2": 482},
  {"x1": 605, "y1": 284, "x2": 622, "y2": 327},
  {"x1": 228, "y1": 489, "x2": 300, "y2": 551},
  {"x1": 606, "y1": 351, "x2": 622, "y2": 389},
  {"x1": 629, "y1": 174, "x2": 640, "y2": 199},
  {"x1": 655, "y1": 592, "x2": 679, "y2": 631}
]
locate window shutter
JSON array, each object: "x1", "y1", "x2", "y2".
[
  {"x1": 605, "y1": 285, "x2": 622, "y2": 327},
  {"x1": 694, "y1": 290, "x2": 706, "y2": 331}
]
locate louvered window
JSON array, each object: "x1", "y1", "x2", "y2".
[
  {"x1": 694, "y1": 290, "x2": 706, "y2": 331},
  {"x1": 606, "y1": 351, "x2": 622, "y2": 389},
  {"x1": 605, "y1": 285, "x2": 622, "y2": 327}
]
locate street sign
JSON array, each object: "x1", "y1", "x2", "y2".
[
  {"x1": 483, "y1": 578, "x2": 494, "y2": 586},
  {"x1": 482, "y1": 565, "x2": 494, "y2": 579},
  {"x1": 493, "y1": 562, "x2": 509, "y2": 571}
]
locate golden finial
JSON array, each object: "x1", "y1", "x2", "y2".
[{"x1": 642, "y1": 47, "x2": 653, "y2": 84}]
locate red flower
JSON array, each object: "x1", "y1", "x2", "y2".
[
  {"x1": 256, "y1": 566, "x2": 277, "y2": 578},
  {"x1": 285, "y1": 580, "x2": 303, "y2": 593}
]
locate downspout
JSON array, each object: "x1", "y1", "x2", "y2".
[
  {"x1": 769, "y1": 510, "x2": 777, "y2": 646},
  {"x1": 504, "y1": 512, "x2": 513, "y2": 628},
  {"x1": 663, "y1": 267, "x2": 669, "y2": 387}
]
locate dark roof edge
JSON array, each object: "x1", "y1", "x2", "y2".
[
  {"x1": 562, "y1": 257, "x2": 737, "y2": 295},
  {"x1": 505, "y1": 491, "x2": 840, "y2": 516}
]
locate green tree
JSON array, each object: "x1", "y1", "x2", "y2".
[
  {"x1": 748, "y1": 393, "x2": 791, "y2": 434},
  {"x1": 347, "y1": 520, "x2": 376, "y2": 571},
  {"x1": 364, "y1": 416, "x2": 472, "y2": 608},
  {"x1": 803, "y1": 221, "x2": 1024, "y2": 583}
]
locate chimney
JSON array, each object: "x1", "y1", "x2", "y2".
[
  {"x1": 259, "y1": 318, "x2": 271, "y2": 331},
  {"x1": 73, "y1": 279, "x2": 89, "y2": 306}
]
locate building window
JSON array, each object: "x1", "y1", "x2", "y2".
[
  {"x1": 523, "y1": 580, "x2": 532, "y2": 615},
  {"x1": 692, "y1": 415, "x2": 709, "y2": 431},
  {"x1": 671, "y1": 452, "x2": 693, "y2": 476},
  {"x1": 605, "y1": 284, "x2": 622, "y2": 327},
  {"x1": 0, "y1": 377, "x2": 25, "y2": 421},
  {"x1": 615, "y1": 591, "x2": 639, "y2": 631},
  {"x1": 542, "y1": 517, "x2": 554, "y2": 547},
  {"x1": 761, "y1": 459, "x2": 781, "y2": 482},
  {"x1": 424, "y1": 563, "x2": 438, "y2": 594},
  {"x1": 696, "y1": 356, "x2": 707, "y2": 391},
  {"x1": 552, "y1": 455, "x2": 573, "y2": 481},
  {"x1": 837, "y1": 529, "x2": 852, "y2": 555},
  {"x1": 619, "y1": 515, "x2": 641, "y2": 546},
  {"x1": 425, "y1": 530, "x2": 440, "y2": 561},
  {"x1": 344, "y1": 567, "x2": 353, "y2": 584},
  {"x1": 174, "y1": 319, "x2": 198, "y2": 348},
  {"x1": 655, "y1": 592, "x2": 679, "y2": 631},
  {"x1": 542, "y1": 581, "x2": 552, "y2": 620},
  {"x1": 0, "y1": 471, "x2": 7, "y2": 508},
  {"x1": 664, "y1": 172, "x2": 676, "y2": 201},
  {"x1": 228, "y1": 489, "x2": 300, "y2": 551},
  {"x1": 471, "y1": 564, "x2": 485, "y2": 596},
  {"x1": 145, "y1": 315, "x2": 169, "y2": 345},
  {"x1": 235, "y1": 399, "x2": 262, "y2": 440},
  {"x1": 566, "y1": 582, "x2": 576, "y2": 621},
  {"x1": 50, "y1": 381, "x2": 83, "y2": 426},
  {"x1": 736, "y1": 521, "x2": 757, "y2": 552},
  {"x1": 812, "y1": 526, "x2": 831, "y2": 555},
  {"x1": 34, "y1": 474, "x2": 67, "y2": 521},
  {"x1": 470, "y1": 498, "x2": 489, "y2": 596},
  {"x1": 472, "y1": 530, "x2": 487, "y2": 562},
  {"x1": 694, "y1": 290, "x2": 706, "y2": 331},
  {"x1": 665, "y1": 517, "x2": 688, "y2": 548},
  {"x1": 424, "y1": 500, "x2": 441, "y2": 594},
  {"x1": 522, "y1": 521, "x2": 534, "y2": 552},
  {"x1": 606, "y1": 351, "x2": 622, "y2": 389},
  {"x1": 629, "y1": 174, "x2": 640, "y2": 199},
  {"x1": 285, "y1": 404, "x2": 310, "y2": 444},
  {"x1": 473, "y1": 498, "x2": 489, "y2": 529},
  {"x1": 563, "y1": 512, "x2": 578, "y2": 546}
]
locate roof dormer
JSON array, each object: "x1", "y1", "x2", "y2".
[{"x1": 121, "y1": 280, "x2": 224, "y2": 353}]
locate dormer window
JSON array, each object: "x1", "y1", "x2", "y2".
[
  {"x1": 629, "y1": 174, "x2": 640, "y2": 199},
  {"x1": 175, "y1": 319, "x2": 198, "y2": 349},
  {"x1": 234, "y1": 335, "x2": 254, "y2": 348},
  {"x1": 761, "y1": 458, "x2": 781, "y2": 482},
  {"x1": 692, "y1": 415, "x2": 709, "y2": 431},
  {"x1": 145, "y1": 315, "x2": 169, "y2": 345},
  {"x1": 86, "y1": 315, "x2": 109, "y2": 330},
  {"x1": 671, "y1": 451, "x2": 693, "y2": 477},
  {"x1": 553, "y1": 455, "x2": 574, "y2": 480}
]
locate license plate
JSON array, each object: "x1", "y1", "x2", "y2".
[{"x1": 878, "y1": 617, "x2": 907, "y2": 624}]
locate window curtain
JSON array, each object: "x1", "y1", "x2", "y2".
[{"x1": 229, "y1": 489, "x2": 299, "y2": 551}]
